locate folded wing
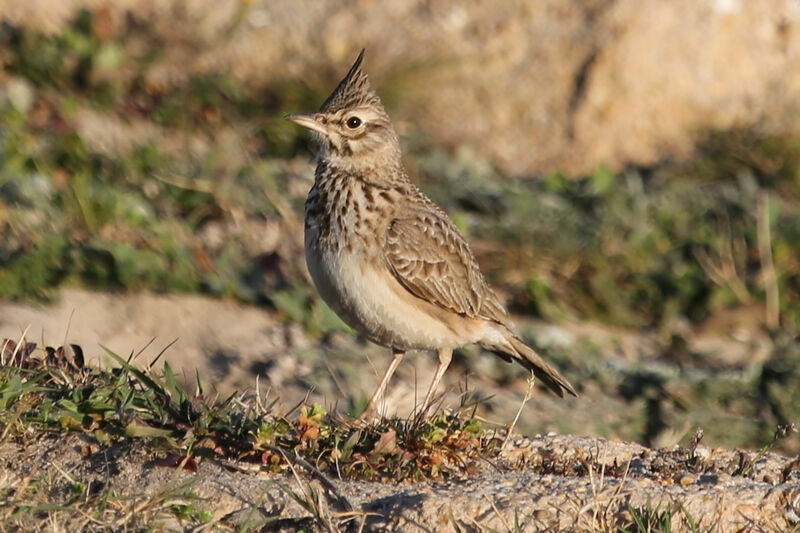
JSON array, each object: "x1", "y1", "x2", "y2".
[{"x1": 384, "y1": 209, "x2": 510, "y2": 326}]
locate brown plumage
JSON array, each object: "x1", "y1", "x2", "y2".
[{"x1": 287, "y1": 50, "x2": 576, "y2": 418}]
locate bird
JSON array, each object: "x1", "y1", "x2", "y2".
[{"x1": 287, "y1": 50, "x2": 576, "y2": 418}]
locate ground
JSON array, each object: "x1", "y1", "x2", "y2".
[
  {"x1": 2, "y1": 429, "x2": 798, "y2": 531},
  {"x1": 2, "y1": 4, "x2": 800, "y2": 530},
  {"x1": 1, "y1": 290, "x2": 799, "y2": 532}
]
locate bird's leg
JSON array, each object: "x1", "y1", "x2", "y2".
[
  {"x1": 418, "y1": 348, "x2": 453, "y2": 417},
  {"x1": 362, "y1": 349, "x2": 404, "y2": 419}
]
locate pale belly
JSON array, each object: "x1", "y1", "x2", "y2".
[{"x1": 305, "y1": 235, "x2": 471, "y2": 351}]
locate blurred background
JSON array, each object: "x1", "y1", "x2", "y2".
[{"x1": 0, "y1": 0, "x2": 798, "y2": 453}]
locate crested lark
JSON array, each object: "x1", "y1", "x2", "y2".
[{"x1": 287, "y1": 50, "x2": 576, "y2": 418}]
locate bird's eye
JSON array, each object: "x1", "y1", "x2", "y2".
[{"x1": 346, "y1": 116, "x2": 362, "y2": 129}]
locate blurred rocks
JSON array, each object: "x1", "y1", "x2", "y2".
[{"x1": 2, "y1": 0, "x2": 799, "y2": 175}]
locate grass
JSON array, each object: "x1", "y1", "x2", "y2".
[
  {"x1": 416, "y1": 142, "x2": 800, "y2": 332},
  {"x1": 0, "y1": 1, "x2": 796, "y2": 467},
  {"x1": 0, "y1": 10, "x2": 798, "y2": 533},
  {"x1": 1, "y1": 337, "x2": 798, "y2": 531},
  {"x1": 2, "y1": 11, "x2": 800, "y2": 340},
  {"x1": 0, "y1": 338, "x2": 501, "y2": 482},
  {"x1": 1, "y1": 9, "x2": 800, "y2": 530},
  {"x1": 0, "y1": 337, "x2": 503, "y2": 530},
  {"x1": 0, "y1": 4, "x2": 798, "y2": 462},
  {"x1": 621, "y1": 500, "x2": 702, "y2": 533}
]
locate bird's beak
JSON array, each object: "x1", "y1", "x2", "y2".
[{"x1": 285, "y1": 113, "x2": 327, "y2": 136}]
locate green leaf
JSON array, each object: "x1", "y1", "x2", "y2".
[{"x1": 124, "y1": 421, "x2": 174, "y2": 438}]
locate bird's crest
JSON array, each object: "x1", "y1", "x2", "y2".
[{"x1": 319, "y1": 49, "x2": 382, "y2": 114}]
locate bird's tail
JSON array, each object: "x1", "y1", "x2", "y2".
[{"x1": 492, "y1": 334, "x2": 577, "y2": 398}]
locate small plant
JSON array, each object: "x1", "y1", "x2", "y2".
[
  {"x1": 736, "y1": 423, "x2": 798, "y2": 477},
  {"x1": 622, "y1": 499, "x2": 675, "y2": 533},
  {"x1": 684, "y1": 428, "x2": 705, "y2": 473},
  {"x1": 0, "y1": 338, "x2": 497, "y2": 484},
  {"x1": 0, "y1": 337, "x2": 506, "y2": 530},
  {"x1": 621, "y1": 500, "x2": 706, "y2": 533}
]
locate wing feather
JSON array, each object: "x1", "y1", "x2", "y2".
[{"x1": 383, "y1": 209, "x2": 510, "y2": 325}]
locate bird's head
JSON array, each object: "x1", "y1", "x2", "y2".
[{"x1": 286, "y1": 50, "x2": 401, "y2": 172}]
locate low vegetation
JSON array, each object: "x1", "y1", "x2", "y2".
[
  {"x1": 0, "y1": 338, "x2": 498, "y2": 483},
  {"x1": 1, "y1": 340, "x2": 796, "y2": 531},
  {"x1": 1, "y1": 11, "x2": 799, "y2": 336},
  {"x1": 1, "y1": 9, "x2": 799, "y2": 531}
]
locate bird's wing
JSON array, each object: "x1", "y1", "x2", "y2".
[{"x1": 383, "y1": 208, "x2": 510, "y2": 325}]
